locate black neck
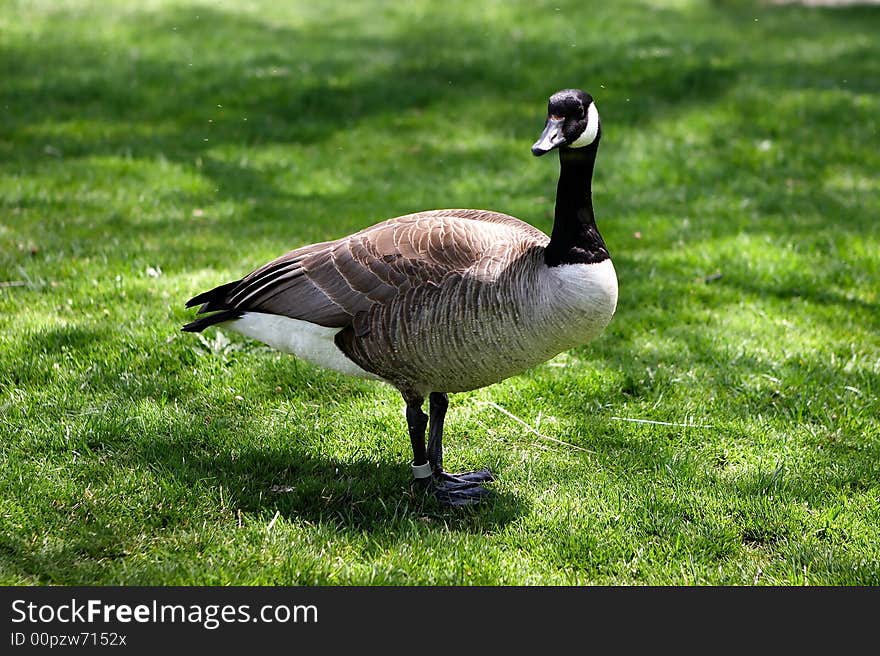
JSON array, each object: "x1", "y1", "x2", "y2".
[{"x1": 544, "y1": 145, "x2": 609, "y2": 267}]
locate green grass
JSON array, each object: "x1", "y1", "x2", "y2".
[{"x1": 1, "y1": 0, "x2": 878, "y2": 585}]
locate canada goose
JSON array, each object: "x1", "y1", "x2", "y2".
[{"x1": 183, "y1": 88, "x2": 617, "y2": 506}]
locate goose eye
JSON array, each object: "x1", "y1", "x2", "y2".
[{"x1": 578, "y1": 106, "x2": 586, "y2": 120}]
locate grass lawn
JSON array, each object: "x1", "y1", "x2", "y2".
[{"x1": 1, "y1": 0, "x2": 878, "y2": 585}]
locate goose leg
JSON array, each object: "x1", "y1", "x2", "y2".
[
  {"x1": 426, "y1": 391, "x2": 447, "y2": 472},
  {"x1": 406, "y1": 395, "x2": 428, "y2": 470},
  {"x1": 428, "y1": 392, "x2": 494, "y2": 485},
  {"x1": 405, "y1": 392, "x2": 491, "y2": 506}
]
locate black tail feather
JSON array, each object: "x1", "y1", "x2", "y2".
[
  {"x1": 181, "y1": 309, "x2": 244, "y2": 333},
  {"x1": 184, "y1": 279, "x2": 245, "y2": 332},
  {"x1": 185, "y1": 280, "x2": 242, "y2": 311}
]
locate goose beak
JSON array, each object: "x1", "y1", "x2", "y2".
[{"x1": 531, "y1": 117, "x2": 566, "y2": 156}]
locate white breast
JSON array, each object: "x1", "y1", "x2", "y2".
[
  {"x1": 224, "y1": 312, "x2": 381, "y2": 380},
  {"x1": 545, "y1": 259, "x2": 619, "y2": 340}
]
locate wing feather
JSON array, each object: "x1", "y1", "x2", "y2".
[{"x1": 187, "y1": 209, "x2": 548, "y2": 330}]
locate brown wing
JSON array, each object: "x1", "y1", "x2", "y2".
[{"x1": 207, "y1": 209, "x2": 548, "y2": 328}]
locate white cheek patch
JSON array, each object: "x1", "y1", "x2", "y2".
[{"x1": 570, "y1": 102, "x2": 599, "y2": 148}]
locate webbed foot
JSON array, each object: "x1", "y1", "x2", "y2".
[
  {"x1": 413, "y1": 467, "x2": 494, "y2": 506},
  {"x1": 436, "y1": 468, "x2": 495, "y2": 484},
  {"x1": 431, "y1": 476, "x2": 492, "y2": 506}
]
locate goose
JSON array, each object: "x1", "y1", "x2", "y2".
[{"x1": 183, "y1": 88, "x2": 617, "y2": 506}]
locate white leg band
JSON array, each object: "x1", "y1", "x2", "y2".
[{"x1": 411, "y1": 462, "x2": 433, "y2": 479}]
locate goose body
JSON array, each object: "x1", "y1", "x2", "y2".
[{"x1": 185, "y1": 88, "x2": 616, "y2": 505}]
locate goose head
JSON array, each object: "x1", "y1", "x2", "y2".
[{"x1": 531, "y1": 88, "x2": 600, "y2": 156}]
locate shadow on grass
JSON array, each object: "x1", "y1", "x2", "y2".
[
  {"x1": 0, "y1": 3, "x2": 740, "y2": 248},
  {"x1": 135, "y1": 439, "x2": 527, "y2": 531},
  {"x1": 1, "y1": 4, "x2": 738, "y2": 155},
  {"x1": 0, "y1": 436, "x2": 527, "y2": 584},
  {"x1": 2, "y1": 1, "x2": 876, "y2": 298},
  {"x1": 5, "y1": 323, "x2": 527, "y2": 533}
]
